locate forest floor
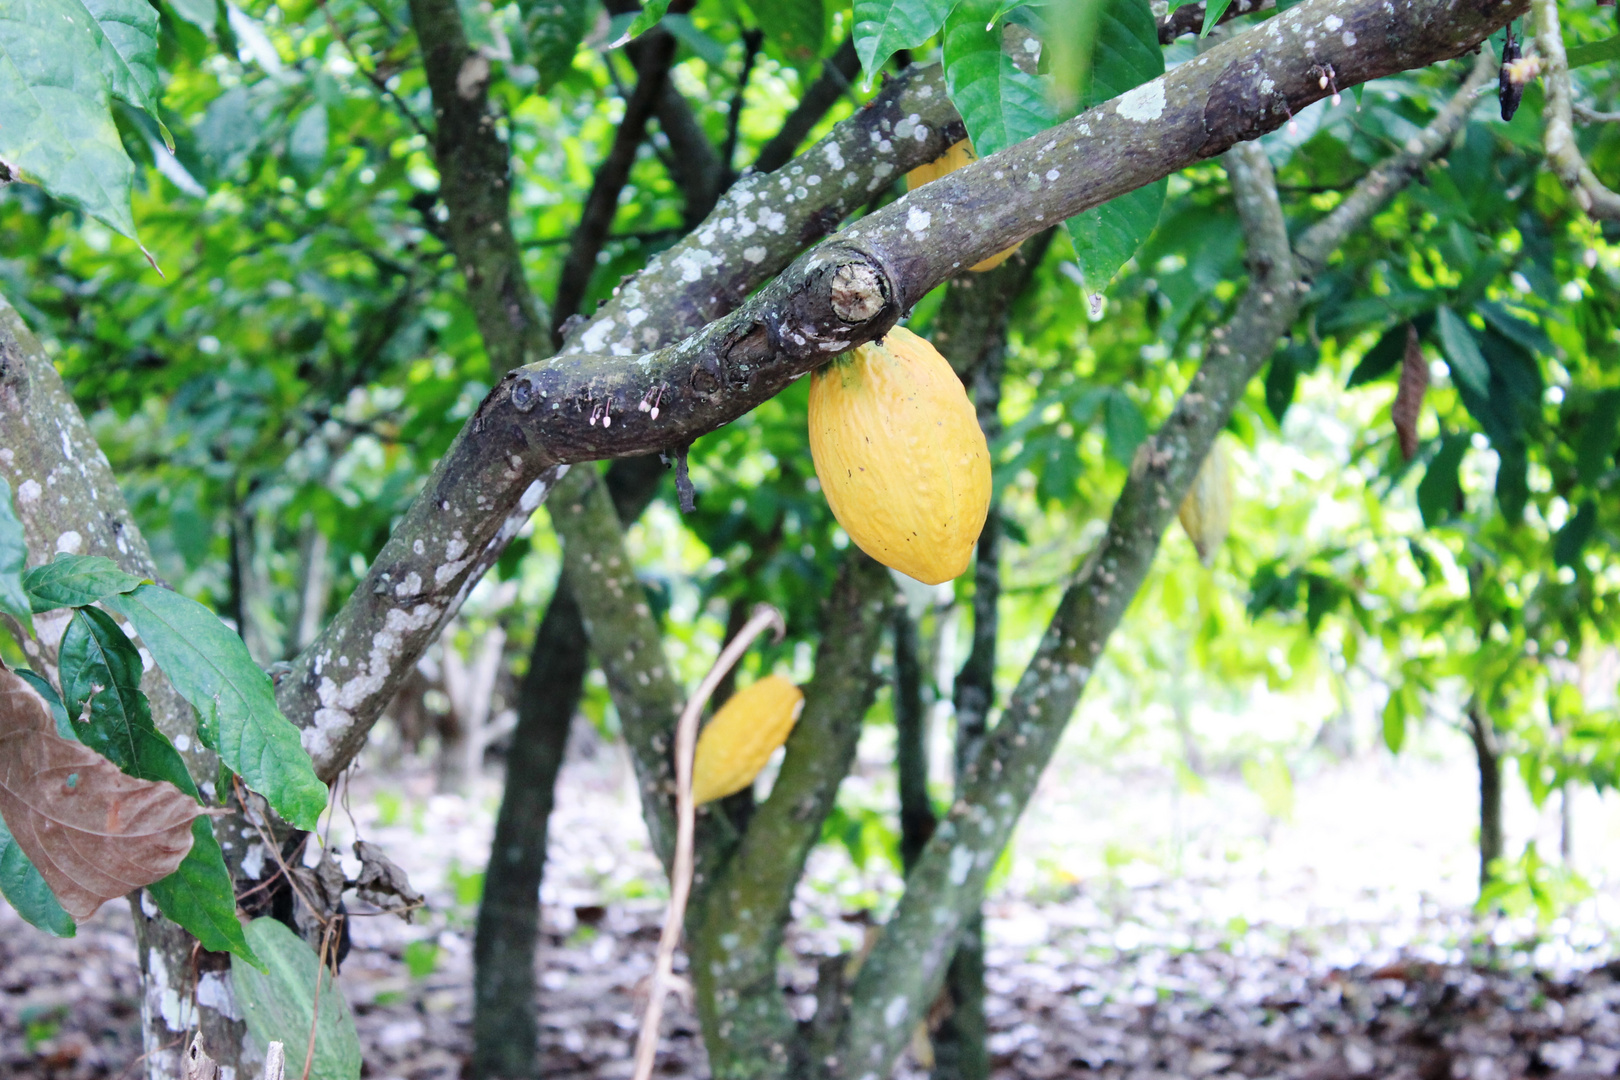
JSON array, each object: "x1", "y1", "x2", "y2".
[{"x1": 6, "y1": 715, "x2": 1620, "y2": 1080}]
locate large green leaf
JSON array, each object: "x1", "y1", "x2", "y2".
[
  {"x1": 1417, "y1": 434, "x2": 1469, "y2": 528},
  {"x1": 104, "y1": 585, "x2": 327, "y2": 830},
  {"x1": 1568, "y1": 34, "x2": 1620, "y2": 69},
  {"x1": 0, "y1": 810, "x2": 76, "y2": 937},
  {"x1": 56, "y1": 606, "x2": 258, "y2": 964},
  {"x1": 13, "y1": 670, "x2": 73, "y2": 738},
  {"x1": 77, "y1": 0, "x2": 163, "y2": 123},
  {"x1": 518, "y1": 0, "x2": 591, "y2": 92},
  {"x1": 1554, "y1": 499, "x2": 1598, "y2": 568},
  {"x1": 854, "y1": 0, "x2": 952, "y2": 81},
  {"x1": 943, "y1": 0, "x2": 1054, "y2": 157},
  {"x1": 1064, "y1": 0, "x2": 1165, "y2": 295},
  {"x1": 24, "y1": 554, "x2": 145, "y2": 612},
  {"x1": 0, "y1": 0, "x2": 142, "y2": 241},
  {"x1": 1575, "y1": 389, "x2": 1620, "y2": 487},
  {"x1": 0, "y1": 479, "x2": 32, "y2": 639},
  {"x1": 232, "y1": 918, "x2": 362, "y2": 1080},
  {"x1": 611, "y1": 0, "x2": 670, "y2": 46},
  {"x1": 1435, "y1": 305, "x2": 1489, "y2": 399},
  {"x1": 750, "y1": 0, "x2": 825, "y2": 70}
]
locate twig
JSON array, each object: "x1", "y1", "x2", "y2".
[
  {"x1": 263, "y1": 1042, "x2": 287, "y2": 1080},
  {"x1": 312, "y1": 0, "x2": 431, "y2": 140},
  {"x1": 721, "y1": 29, "x2": 764, "y2": 182},
  {"x1": 1574, "y1": 102, "x2": 1620, "y2": 123},
  {"x1": 234, "y1": 776, "x2": 325, "y2": 925},
  {"x1": 301, "y1": 916, "x2": 339, "y2": 1080},
  {"x1": 629, "y1": 604, "x2": 786, "y2": 1080}
]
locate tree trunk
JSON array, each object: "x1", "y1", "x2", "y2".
[
  {"x1": 895, "y1": 605, "x2": 937, "y2": 871},
  {"x1": 471, "y1": 456, "x2": 665, "y2": 1079},
  {"x1": 1467, "y1": 705, "x2": 1504, "y2": 892}
]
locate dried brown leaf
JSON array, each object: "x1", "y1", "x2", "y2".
[
  {"x1": 0, "y1": 667, "x2": 198, "y2": 920},
  {"x1": 1393, "y1": 323, "x2": 1430, "y2": 461},
  {"x1": 351, "y1": 840, "x2": 423, "y2": 919}
]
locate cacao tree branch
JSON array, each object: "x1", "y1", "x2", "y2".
[
  {"x1": 690, "y1": 552, "x2": 893, "y2": 1075},
  {"x1": 753, "y1": 36, "x2": 862, "y2": 175},
  {"x1": 471, "y1": 454, "x2": 666, "y2": 1080},
  {"x1": 831, "y1": 135, "x2": 1300, "y2": 1080},
  {"x1": 409, "y1": 0, "x2": 549, "y2": 374},
  {"x1": 272, "y1": 60, "x2": 962, "y2": 783},
  {"x1": 1530, "y1": 0, "x2": 1620, "y2": 221},
  {"x1": 824, "y1": 50, "x2": 1497, "y2": 1077},
  {"x1": 553, "y1": 15, "x2": 690, "y2": 341},
  {"x1": 0, "y1": 300, "x2": 253, "y2": 1078}
]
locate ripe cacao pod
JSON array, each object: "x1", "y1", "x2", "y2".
[
  {"x1": 692, "y1": 675, "x2": 805, "y2": 805},
  {"x1": 1178, "y1": 438, "x2": 1233, "y2": 566},
  {"x1": 905, "y1": 139, "x2": 1020, "y2": 272},
  {"x1": 808, "y1": 326, "x2": 992, "y2": 585}
]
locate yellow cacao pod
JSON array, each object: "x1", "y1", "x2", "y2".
[
  {"x1": 692, "y1": 675, "x2": 805, "y2": 805},
  {"x1": 1178, "y1": 438, "x2": 1233, "y2": 566},
  {"x1": 808, "y1": 326, "x2": 991, "y2": 585},
  {"x1": 904, "y1": 139, "x2": 1020, "y2": 272}
]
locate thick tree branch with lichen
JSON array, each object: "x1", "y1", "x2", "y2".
[
  {"x1": 825, "y1": 53, "x2": 1496, "y2": 1078},
  {"x1": 1530, "y1": 0, "x2": 1620, "y2": 221}
]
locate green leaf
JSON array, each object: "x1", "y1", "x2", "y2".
[
  {"x1": 611, "y1": 0, "x2": 670, "y2": 46},
  {"x1": 104, "y1": 585, "x2": 328, "y2": 830},
  {"x1": 149, "y1": 819, "x2": 260, "y2": 966},
  {"x1": 287, "y1": 105, "x2": 328, "y2": 182},
  {"x1": 0, "y1": 479, "x2": 33, "y2": 639},
  {"x1": 1265, "y1": 352, "x2": 1298, "y2": 423},
  {"x1": 943, "y1": 0, "x2": 1054, "y2": 157},
  {"x1": 1346, "y1": 324, "x2": 1408, "y2": 388},
  {"x1": 0, "y1": 0, "x2": 143, "y2": 242},
  {"x1": 77, "y1": 0, "x2": 164, "y2": 126},
  {"x1": 1417, "y1": 434, "x2": 1469, "y2": 528},
  {"x1": 1495, "y1": 439, "x2": 1528, "y2": 523},
  {"x1": 1382, "y1": 687, "x2": 1406, "y2": 754},
  {"x1": 1064, "y1": 0, "x2": 1165, "y2": 294},
  {"x1": 0, "y1": 812, "x2": 76, "y2": 937},
  {"x1": 1568, "y1": 34, "x2": 1620, "y2": 69},
  {"x1": 232, "y1": 919, "x2": 362, "y2": 1080},
  {"x1": 1199, "y1": 0, "x2": 1233, "y2": 35},
  {"x1": 23, "y1": 554, "x2": 145, "y2": 612},
  {"x1": 1103, "y1": 389, "x2": 1146, "y2": 464},
  {"x1": 748, "y1": 0, "x2": 824, "y2": 69},
  {"x1": 1575, "y1": 389, "x2": 1620, "y2": 487},
  {"x1": 518, "y1": 0, "x2": 589, "y2": 92},
  {"x1": 56, "y1": 606, "x2": 259, "y2": 963},
  {"x1": 661, "y1": 14, "x2": 727, "y2": 69},
  {"x1": 162, "y1": 0, "x2": 216, "y2": 32},
  {"x1": 855, "y1": 0, "x2": 952, "y2": 81},
  {"x1": 1554, "y1": 499, "x2": 1597, "y2": 568},
  {"x1": 13, "y1": 670, "x2": 74, "y2": 738},
  {"x1": 1435, "y1": 306, "x2": 1488, "y2": 399}
]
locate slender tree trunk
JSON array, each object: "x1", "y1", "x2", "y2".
[
  {"x1": 895, "y1": 605, "x2": 937, "y2": 871},
  {"x1": 471, "y1": 457, "x2": 665, "y2": 1080},
  {"x1": 1467, "y1": 705, "x2": 1504, "y2": 892}
]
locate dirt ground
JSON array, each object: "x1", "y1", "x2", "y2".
[{"x1": 5, "y1": 719, "x2": 1620, "y2": 1080}]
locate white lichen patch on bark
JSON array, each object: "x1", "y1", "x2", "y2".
[{"x1": 1117, "y1": 79, "x2": 1168, "y2": 122}]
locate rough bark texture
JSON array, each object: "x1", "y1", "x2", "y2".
[
  {"x1": 754, "y1": 36, "x2": 862, "y2": 175},
  {"x1": 829, "y1": 135, "x2": 1302, "y2": 1080},
  {"x1": 824, "y1": 50, "x2": 1496, "y2": 1075},
  {"x1": 894, "y1": 605, "x2": 935, "y2": 872},
  {"x1": 409, "y1": 0, "x2": 548, "y2": 375},
  {"x1": 692, "y1": 553, "x2": 893, "y2": 1079},
  {"x1": 1469, "y1": 706, "x2": 1505, "y2": 890},
  {"x1": 0, "y1": 299, "x2": 251, "y2": 1079},
  {"x1": 471, "y1": 455, "x2": 666, "y2": 1080},
  {"x1": 552, "y1": 17, "x2": 685, "y2": 340},
  {"x1": 1532, "y1": 0, "x2": 1620, "y2": 220},
  {"x1": 929, "y1": 244, "x2": 1045, "y2": 1080}
]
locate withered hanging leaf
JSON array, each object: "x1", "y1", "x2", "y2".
[
  {"x1": 0, "y1": 667, "x2": 199, "y2": 920},
  {"x1": 1392, "y1": 323, "x2": 1431, "y2": 461},
  {"x1": 351, "y1": 840, "x2": 423, "y2": 920}
]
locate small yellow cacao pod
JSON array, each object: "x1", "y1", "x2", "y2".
[
  {"x1": 1178, "y1": 438, "x2": 1233, "y2": 566},
  {"x1": 808, "y1": 326, "x2": 992, "y2": 585},
  {"x1": 692, "y1": 675, "x2": 805, "y2": 805},
  {"x1": 905, "y1": 139, "x2": 1020, "y2": 272}
]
